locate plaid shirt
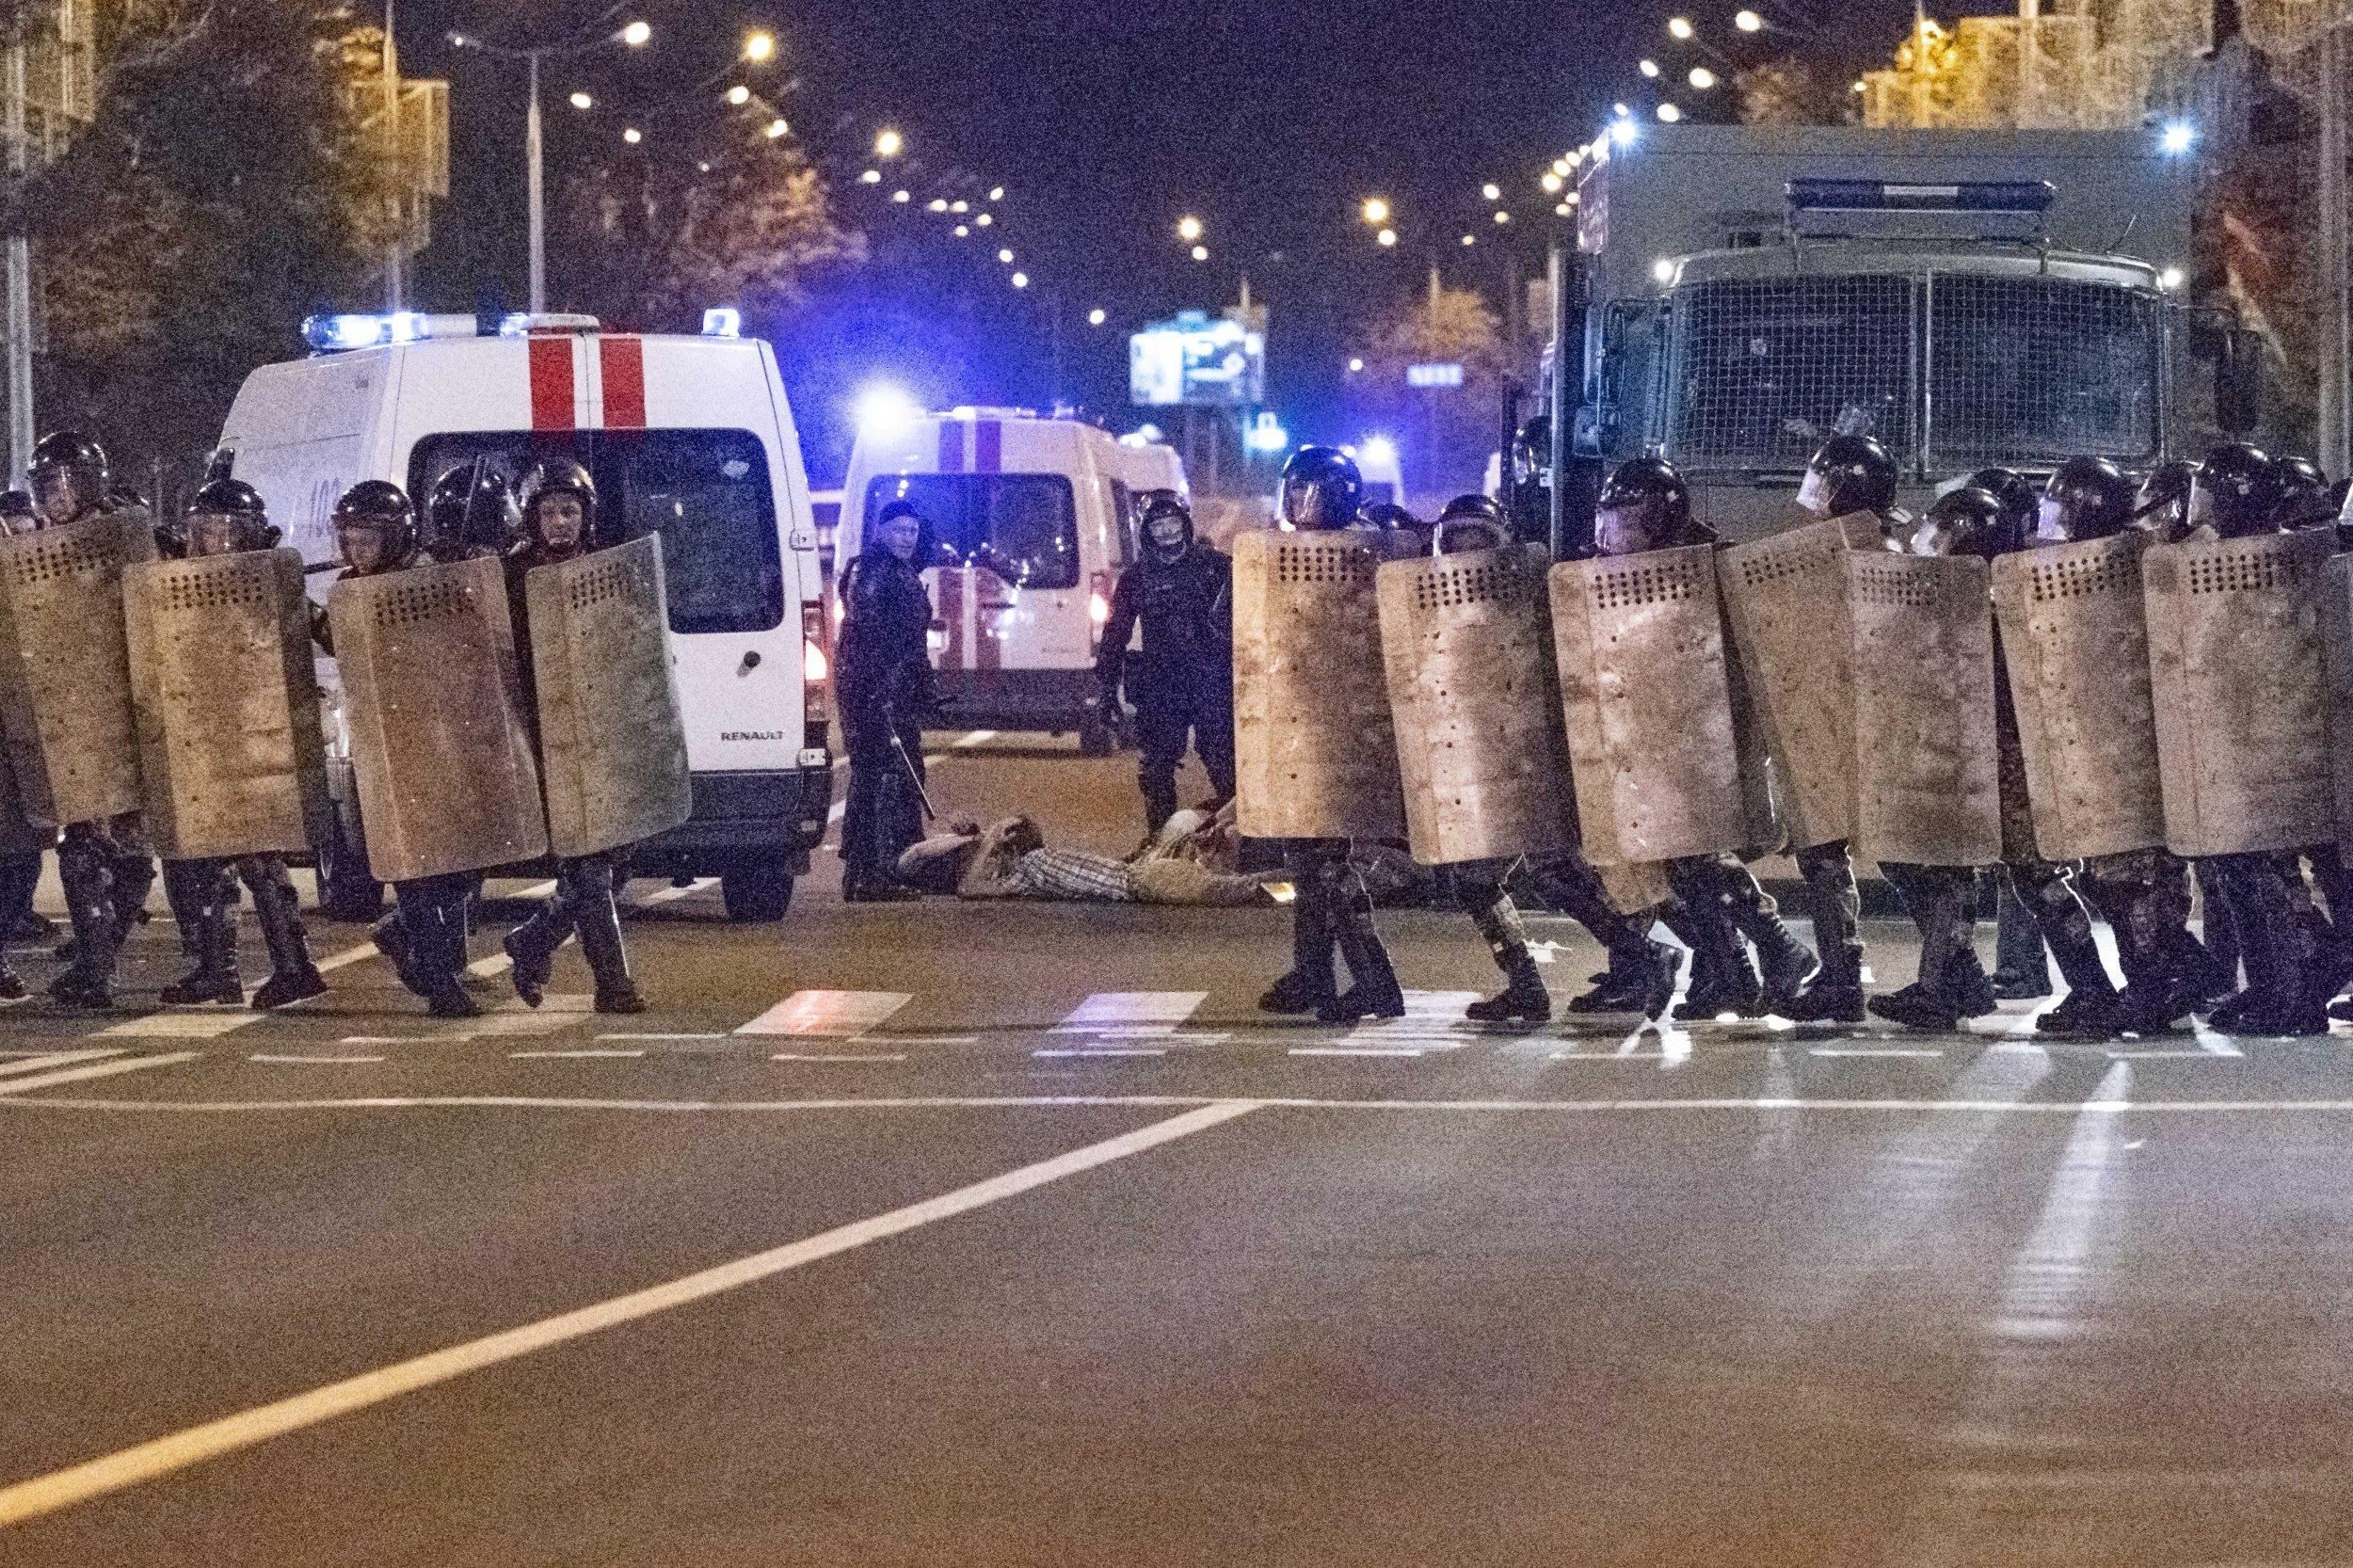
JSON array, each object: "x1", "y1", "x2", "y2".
[{"x1": 1012, "y1": 848, "x2": 1137, "y2": 902}]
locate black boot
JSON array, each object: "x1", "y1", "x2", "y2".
[
  {"x1": 1753, "y1": 923, "x2": 1822, "y2": 1016},
  {"x1": 572, "y1": 864, "x2": 646, "y2": 1015},
  {"x1": 1260, "y1": 894, "x2": 1337, "y2": 1015},
  {"x1": 159, "y1": 888, "x2": 241, "y2": 1006},
  {"x1": 1570, "y1": 938, "x2": 1677, "y2": 1017},
  {"x1": 247, "y1": 869, "x2": 326, "y2": 1009},
  {"x1": 1321, "y1": 921, "x2": 1405, "y2": 1022},
  {"x1": 1868, "y1": 983, "x2": 1962, "y2": 1032},
  {"x1": 1465, "y1": 948, "x2": 1550, "y2": 1023},
  {"x1": 52, "y1": 840, "x2": 120, "y2": 1008}
]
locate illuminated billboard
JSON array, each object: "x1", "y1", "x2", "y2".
[{"x1": 1128, "y1": 310, "x2": 1265, "y2": 408}]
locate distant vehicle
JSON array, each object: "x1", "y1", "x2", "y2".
[
  {"x1": 1350, "y1": 437, "x2": 1404, "y2": 510},
  {"x1": 840, "y1": 407, "x2": 1179, "y2": 754},
  {"x1": 1557, "y1": 124, "x2": 2249, "y2": 537},
  {"x1": 216, "y1": 310, "x2": 832, "y2": 923}
]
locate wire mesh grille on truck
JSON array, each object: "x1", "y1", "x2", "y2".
[
  {"x1": 1664, "y1": 274, "x2": 1913, "y2": 473},
  {"x1": 1927, "y1": 276, "x2": 2160, "y2": 468}
]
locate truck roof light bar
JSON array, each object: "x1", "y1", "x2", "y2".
[{"x1": 1786, "y1": 178, "x2": 2056, "y2": 214}]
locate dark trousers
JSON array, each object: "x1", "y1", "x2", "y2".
[
  {"x1": 1444, "y1": 859, "x2": 1533, "y2": 976},
  {"x1": 387, "y1": 873, "x2": 473, "y2": 997},
  {"x1": 1518, "y1": 850, "x2": 1657, "y2": 968},
  {"x1": 1793, "y1": 840, "x2": 1862, "y2": 985},
  {"x1": 1133, "y1": 683, "x2": 1237, "y2": 833},
  {"x1": 58, "y1": 817, "x2": 145, "y2": 980},
  {"x1": 1881, "y1": 862, "x2": 1978, "y2": 998},
  {"x1": 1283, "y1": 839, "x2": 1395, "y2": 1000},
  {"x1": 166, "y1": 855, "x2": 316, "y2": 984},
  {"x1": 841, "y1": 705, "x2": 924, "y2": 889},
  {"x1": 507, "y1": 852, "x2": 634, "y2": 996}
]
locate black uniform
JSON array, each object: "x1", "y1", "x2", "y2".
[
  {"x1": 836, "y1": 528, "x2": 936, "y2": 900},
  {"x1": 1096, "y1": 524, "x2": 1236, "y2": 836}
]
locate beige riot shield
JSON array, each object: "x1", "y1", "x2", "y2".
[
  {"x1": 124, "y1": 549, "x2": 329, "y2": 860},
  {"x1": 1374, "y1": 545, "x2": 1572, "y2": 866},
  {"x1": 0, "y1": 511, "x2": 156, "y2": 825},
  {"x1": 329, "y1": 554, "x2": 549, "y2": 881},
  {"x1": 1232, "y1": 530, "x2": 1406, "y2": 840},
  {"x1": 1548, "y1": 544, "x2": 1744, "y2": 867},
  {"x1": 2145, "y1": 530, "x2": 2334, "y2": 857},
  {"x1": 1989, "y1": 534, "x2": 2167, "y2": 861},
  {"x1": 1849, "y1": 552, "x2": 2000, "y2": 867},
  {"x1": 525, "y1": 535, "x2": 693, "y2": 857},
  {"x1": 1715, "y1": 514, "x2": 1879, "y2": 850}
]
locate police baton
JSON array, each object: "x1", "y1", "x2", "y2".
[{"x1": 886, "y1": 719, "x2": 937, "y2": 822}]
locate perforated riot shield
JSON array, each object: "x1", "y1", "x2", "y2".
[
  {"x1": 1715, "y1": 514, "x2": 1879, "y2": 850},
  {"x1": 1233, "y1": 530, "x2": 1406, "y2": 840},
  {"x1": 1989, "y1": 534, "x2": 2166, "y2": 861},
  {"x1": 1548, "y1": 544, "x2": 1744, "y2": 867},
  {"x1": 1849, "y1": 552, "x2": 2000, "y2": 867},
  {"x1": 0, "y1": 511, "x2": 157, "y2": 826},
  {"x1": 124, "y1": 549, "x2": 328, "y2": 859},
  {"x1": 2321, "y1": 555, "x2": 2353, "y2": 844},
  {"x1": 2145, "y1": 531, "x2": 2334, "y2": 857},
  {"x1": 1374, "y1": 545, "x2": 1571, "y2": 866},
  {"x1": 525, "y1": 535, "x2": 693, "y2": 857},
  {"x1": 328, "y1": 554, "x2": 549, "y2": 882}
]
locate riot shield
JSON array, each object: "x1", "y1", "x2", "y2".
[
  {"x1": 1548, "y1": 543, "x2": 1744, "y2": 867},
  {"x1": 0, "y1": 511, "x2": 155, "y2": 825},
  {"x1": 1714, "y1": 514, "x2": 1878, "y2": 850},
  {"x1": 1849, "y1": 552, "x2": 2000, "y2": 867},
  {"x1": 124, "y1": 549, "x2": 329, "y2": 859},
  {"x1": 1232, "y1": 530, "x2": 1406, "y2": 840},
  {"x1": 2146, "y1": 531, "x2": 2334, "y2": 857},
  {"x1": 1989, "y1": 534, "x2": 2166, "y2": 861},
  {"x1": 2322, "y1": 555, "x2": 2353, "y2": 844},
  {"x1": 1374, "y1": 545, "x2": 1571, "y2": 866},
  {"x1": 328, "y1": 554, "x2": 549, "y2": 881},
  {"x1": 525, "y1": 535, "x2": 693, "y2": 857}
]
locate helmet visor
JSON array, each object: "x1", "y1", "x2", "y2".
[{"x1": 1794, "y1": 468, "x2": 1831, "y2": 517}]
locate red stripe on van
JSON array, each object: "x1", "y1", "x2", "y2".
[
  {"x1": 974, "y1": 419, "x2": 1001, "y2": 473},
  {"x1": 600, "y1": 336, "x2": 647, "y2": 428},
  {"x1": 528, "y1": 337, "x2": 574, "y2": 430},
  {"x1": 937, "y1": 421, "x2": 966, "y2": 473}
]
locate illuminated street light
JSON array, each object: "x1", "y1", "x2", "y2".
[
  {"x1": 998, "y1": 248, "x2": 1015, "y2": 264},
  {"x1": 1348, "y1": 358, "x2": 1365, "y2": 373},
  {"x1": 1191, "y1": 245, "x2": 1209, "y2": 262},
  {"x1": 1461, "y1": 233, "x2": 1476, "y2": 247},
  {"x1": 1657, "y1": 102, "x2": 1683, "y2": 121},
  {"x1": 620, "y1": 19, "x2": 651, "y2": 45},
  {"x1": 927, "y1": 197, "x2": 949, "y2": 212},
  {"x1": 1689, "y1": 66, "x2": 1717, "y2": 89},
  {"x1": 1639, "y1": 58, "x2": 1660, "y2": 77},
  {"x1": 1481, "y1": 182, "x2": 1500, "y2": 201},
  {"x1": 568, "y1": 90, "x2": 592, "y2": 110},
  {"x1": 726, "y1": 84, "x2": 751, "y2": 105},
  {"x1": 1177, "y1": 215, "x2": 1204, "y2": 242},
  {"x1": 1493, "y1": 210, "x2": 1510, "y2": 224},
  {"x1": 1555, "y1": 201, "x2": 1572, "y2": 216},
  {"x1": 1362, "y1": 197, "x2": 1390, "y2": 225},
  {"x1": 1011, "y1": 272, "x2": 1029, "y2": 289},
  {"x1": 1667, "y1": 15, "x2": 1694, "y2": 39},
  {"x1": 1376, "y1": 227, "x2": 1398, "y2": 248},
  {"x1": 744, "y1": 29, "x2": 776, "y2": 61},
  {"x1": 875, "y1": 128, "x2": 904, "y2": 158},
  {"x1": 1542, "y1": 170, "x2": 1563, "y2": 193},
  {"x1": 974, "y1": 213, "x2": 993, "y2": 227},
  {"x1": 765, "y1": 118, "x2": 788, "y2": 137},
  {"x1": 1088, "y1": 308, "x2": 1108, "y2": 327},
  {"x1": 950, "y1": 200, "x2": 968, "y2": 213},
  {"x1": 1735, "y1": 8, "x2": 1763, "y2": 29},
  {"x1": 952, "y1": 224, "x2": 969, "y2": 236},
  {"x1": 988, "y1": 185, "x2": 1004, "y2": 200},
  {"x1": 859, "y1": 168, "x2": 881, "y2": 184},
  {"x1": 892, "y1": 189, "x2": 910, "y2": 203},
  {"x1": 1553, "y1": 157, "x2": 1571, "y2": 176},
  {"x1": 622, "y1": 126, "x2": 643, "y2": 143}
]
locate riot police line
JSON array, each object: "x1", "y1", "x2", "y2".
[
  {"x1": 1239, "y1": 435, "x2": 2353, "y2": 1038},
  {"x1": 0, "y1": 430, "x2": 691, "y2": 1017}
]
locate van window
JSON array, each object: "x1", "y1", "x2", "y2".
[
  {"x1": 861, "y1": 473, "x2": 1080, "y2": 589},
  {"x1": 407, "y1": 428, "x2": 785, "y2": 634},
  {"x1": 1107, "y1": 479, "x2": 1134, "y2": 564}
]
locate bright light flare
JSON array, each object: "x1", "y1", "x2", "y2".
[
  {"x1": 744, "y1": 29, "x2": 776, "y2": 61},
  {"x1": 1736, "y1": 8, "x2": 1763, "y2": 29},
  {"x1": 1667, "y1": 15, "x2": 1694, "y2": 39},
  {"x1": 854, "y1": 382, "x2": 920, "y2": 440},
  {"x1": 874, "y1": 128, "x2": 904, "y2": 158},
  {"x1": 620, "y1": 19, "x2": 651, "y2": 45},
  {"x1": 1361, "y1": 197, "x2": 1390, "y2": 225},
  {"x1": 1088, "y1": 308, "x2": 1108, "y2": 327},
  {"x1": 1375, "y1": 228, "x2": 1397, "y2": 247},
  {"x1": 568, "y1": 90, "x2": 593, "y2": 110},
  {"x1": 1177, "y1": 214, "x2": 1204, "y2": 242}
]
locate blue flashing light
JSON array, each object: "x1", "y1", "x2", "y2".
[
  {"x1": 854, "y1": 382, "x2": 921, "y2": 441},
  {"x1": 702, "y1": 306, "x2": 743, "y2": 338},
  {"x1": 386, "y1": 312, "x2": 428, "y2": 344},
  {"x1": 302, "y1": 313, "x2": 391, "y2": 353},
  {"x1": 1243, "y1": 410, "x2": 1289, "y2": 455},
  {"x1": 2160, "y1": 120, "x2": 2196, "y2": 155},
  {"x1": 1609, "y1": 119, "x2": 1640, "y2": 149}
]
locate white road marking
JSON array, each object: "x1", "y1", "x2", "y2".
[
  {"x1": 0, "y1": 1052, "x2": 200, "y2": 1096},
  {"x1": 630, "y1": 877, "x2": 717, "y2": 909},
  {"x1": 1052, "y1": 992, "x2": 1207, "y2": 1037},
  {"x1": 1289, "y1": 1047, "x2": 1425, "y2": 1058},
  {"x1": 952, "y1": 729, "x2": 1000, "y2": 748},
  {"x1": 598, "y1": 1032, "x2": 728, "y2": 1042},
  {"x1": 314, "y1": 942, "x2": 384, "y2": 975},
  {"x1": 1032, "y1": 1048, "x2": 1168, "y2": 1059},
  {"x1": 249, "y1": 1054, "x2": 385, "y2": 1065},
  {"x1": 1347, "y1": 991, "x2": 1480, "y2": 1040},
  {"x1": 0, "y1": 1100, "x2": 1259, "y2": 1528},
  {"x1": 0, "y1": 1048, "x2": 121, "y2": 1079},
  {"x1": 1813, "y1": 1047, "x2": 1945, "y2": 1059},
  {"x1": 735, "y1": 989, "x2": 912, "y2": 1038},
  {"x1": 509, "y1": 1048, "x2": 645, "y2": 1060},
  {"x1": 770, "y1": 1051, "x2": 908, "y2": 1064},
  {"x1": 882, "y1": 1034, "x2": 982, "y2": 1047},
  {"x1": 98, "y1": 1012, "x2": 266, "y2": 1039}
]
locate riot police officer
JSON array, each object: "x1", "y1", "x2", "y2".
[
  {"x1": 837, "y1": 497, "x2": 936, "y2": 902},
  {"x1": 155, "y1": 480, "x2": 328, "y2": 1009},
  {"x1": 424, "y1": 461, "x2": 523, "y2": 564},
  {"x1": 1258, "y1": 444, "x2": 1403, "y2": 1021},
  {"x1": 331, "y1": 480, "x2": 482, "y2": 1018},
  {"x1": 1797, "y1": 431, "x2": 1907, "y2": 545},
  {"x1": 1594, "y1": 457, "x2": 1821, "y2": 1020},
  {"x1": 496, "y1": 459, "x2": 647, "y2": 1015},
  {"x1": 28, "y1": 431, "x2": 152, "y2": 1005},
  {"x1": 1096, "y1": 493, "x2": 1235, "y2": 838}
]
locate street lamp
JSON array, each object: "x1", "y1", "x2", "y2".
[
  {"x1": 622, "y1": 126, "x2": 643, "y2": 143},
  {"x1": 1481, "y1": 182, "x2": 1500, "y2": 201},
  {"x1": 744, "y1": 29, "x2": 776, "y2": 61},
  {"x1": 1639, "y1": 57, "x2": 1660, "y2": 77},
  {"x1": 726, "y1": 84, "x2": 750, "y2": 105},
  {"x1": 1191, "y1": 244, "x2": 1209, "y2": 262},
  {"x1": 1177, "y1": 214, "x2": 1204, "y2": 242},
  {"x1": 620, "y1": 19, "x2": 651, "y2": 46},
  {"x1": 1362, "y1": 197, "x2": 1390, "y2": 225},
  {"x1": 1689, "y1": 66, "x2": 1717, "y2": 89},
  {"x1": 764, "y1": 118, "x2": 788, "y2": 138},
  {"x1": 1376, "y1": 227, "x2": 1398, "y2": 248},
  {"x1": 1667, "y1": 15, "x2": 1694, "y2": 40},
  {"x1": 1088, "y1": 308, "x2": 1107, "y2": 327},
  {"x1": 875, "y1": 128, "x2": 904, "y2": 158},
  {"x1": 568, "y1": 90, "x2": 592, "y2": 109},
  {"x1": 1011, "y1": 272, "x2": 1029, "y2": 289},
  {"x1": 998, "y1": 248, "x2": 1015, "y2": 264},
  {"x1": 1736, "y1": 8, "x2": 1763, "y2": 29},
  {"x1": 1657, "y1": 102, "x2": 1683, "y2": 121}
]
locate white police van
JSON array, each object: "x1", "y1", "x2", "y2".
[{"x1": 215, "y1": 310, "x2": 832, "y2": 922}]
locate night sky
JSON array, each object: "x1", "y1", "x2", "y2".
[{"x1": 399, "y1": 0, "x2": 1919, "y2": 479}]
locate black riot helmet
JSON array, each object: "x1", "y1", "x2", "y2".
[
  {"x1": 0, "y1": 488, "x2": 34, "y2": 533},
  {"x1": 517, "y1": 456, "x2": 599, "y2": 552},
  {"x1": 331, "y1": 479, "x2": 419, "y2": 574},
  {"x1": 424, "y1": 462, "x2": 522, "y2": 561},
  {"x1": 1798, "y1": 433, "x2": 1898, "y2": 520},
  {"x1": 2037, "y1": 456, "x2": 2135, "y2": 543},
  {"x1": 1921, "y1": 485, "x2": 2009, "y2": 560},
  {"x1": 1137, "y1": 492, "x2": 1195, "y2": 566},
  {"x1": 1280, "y1": 445, "x2": 1363, "y2": 532},
  {"x1": 1595, "y1": 456, "x2": 1705, "y2": 557},
  {"x1": 1433, "y1": 492, "x2": 1511, "y2": 554},
  {"x1": 2193, "y1": 442, "x2": 2281, "y2": 539},
  {"x1": 1966, "y1": 466, "x2": 2040, "y2": 543},
  {"x1": 2133, "y1": 458, "x2": 2199, "y2": 541},
  {"x1": 27, "y1": 429, "x2": 108, "y2": 527},
  {"x1": 2272, "y1": 456, "x2": 2334, "y2": 529},
  {"x1": 184, "y1": 478, "x2": 277, "y2": 556}
]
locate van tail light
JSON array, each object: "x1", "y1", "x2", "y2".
[
  {"x1": 801, "y1": 600, "x2": 831, "y2": 729},
  {"x1": 1087, "y1": 569, "x2": 1112, "y2": 652}
]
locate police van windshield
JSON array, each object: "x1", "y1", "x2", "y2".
[
  {"x1": 407, "y1": 429, "x2": 785, "y2": 634},
  {"x1": 859, "y1": 473, "x2": 1079, "y2": 589}
]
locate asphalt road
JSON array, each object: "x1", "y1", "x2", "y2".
[{"x1": 2, "y1": 732, "x2": 2351, "y2": 1565}]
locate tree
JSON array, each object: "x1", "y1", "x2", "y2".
[
  {"x1": 554, "y1": 127, "x2": 864, "y2": 332},
  {"x1": 1352, "y1": 277, "x2": 1512, "y2": 503},
  {"x1": 26, "y1": 0, "x2": 390, "y2": 478},
  {"x1": 1736, "y1": 55, "x2": 1847, "y2": 126}
]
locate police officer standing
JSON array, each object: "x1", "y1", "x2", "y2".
[
  {"x1": 424, "y1": 461, "x2": 522, "y2": 564},
  {"x1": 837, "y1": 498, "x2": 936, "y2": 902},
  {"x1": 1096, "y1": 493, "x2": 1235, "y2": 838},
  {"x1": 498, "y1": 460, "x2": 648, "y2": 1015}
]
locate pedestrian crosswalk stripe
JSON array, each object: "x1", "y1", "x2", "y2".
[
  {"x1": 0, "y1": 1048, "x2": 121, "y2": 1078},
  {"x1": 99, "y1": 1011, "x2": 267, "y2": 1039},
  {"x1": 0, "y1": 1051, "x2": 200, "y2": 1096},
  {"x1": 1052, "y1": 992, "x2": 1206, "y2": 1036},
  {"x1": 1344, "y1": 991, "x2": 1480, "y2": 1039},
  {"x1": 736, "y1": 990, "x2": 912, "y2": 1038}
]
